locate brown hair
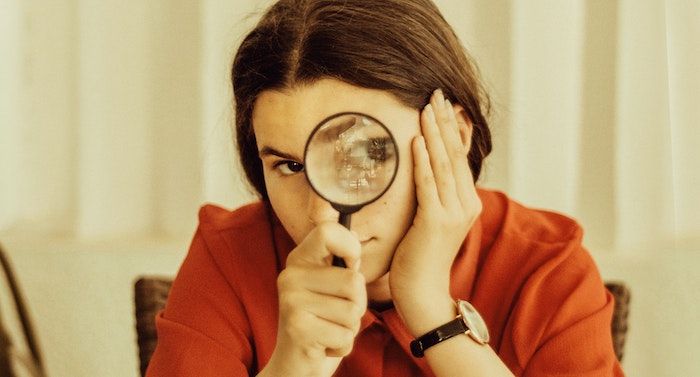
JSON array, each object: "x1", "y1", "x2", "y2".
[{"x1": 232, "y1": 0, "x2": 492, "y2": 200}]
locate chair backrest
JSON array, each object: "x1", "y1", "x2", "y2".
[
  {"x1": 0, "y1": 243, "x2": 46, "y2": 377},
  {"x1": 604, "y1": 282, "x2": 631, "y2": 362},
  {"x1": 134, "y1": 277, "x2": 173, "y2": 377},
  {"x1": 133, "y1": 277, "x2": 631, "y2": 374}
]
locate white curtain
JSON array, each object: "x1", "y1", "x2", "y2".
[
  {"x1": 2, "y1": 0, "x2": 697, "y2": 251},
  {"x1": 443, "y1": 0, "x2": 700, "y2": 253},
  {"x1": 0, "y1": 1, "x2": 698, "y2": 376},
  {"x1": 0, "y1": 0, "x2": 260, "y2": 240}
]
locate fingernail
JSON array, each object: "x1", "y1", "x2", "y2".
[
  {"x1": 445, "y1": 98, "x2": 452, "y2": 111},
  {"x1": 424, "y1": 103, "x2": 434, "y2": 118}
]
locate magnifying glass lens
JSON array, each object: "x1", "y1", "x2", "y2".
[{"x1": 305, "y1": 114, "x2": 397, "y2": 207}]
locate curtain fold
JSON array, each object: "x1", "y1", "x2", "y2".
[
  {"x1": 0, "y1": 0, "x2": 697, "y2": 250},
  {"x1": 613, "y1": 0, "x2": 699, "y2": 251},
  {"x1": 665, "y1": 0, "x2": 700, "y2": 248},
  {"x1": 458, "y1": 0, "x2": 700, "y2": 253}
]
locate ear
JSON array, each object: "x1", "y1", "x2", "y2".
[{"x1": 449, "y1": 103, "x2": 473, "y2": 150}]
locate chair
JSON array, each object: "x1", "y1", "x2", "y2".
[
  {"x1": 0, "y1": 243, "x2": 46, "y2": 377},
  {"x1": 604, "y1": 282, "x2": 631, "y2": 362},
  {"x1": 134, "y1": 277, "x2": 172, "y2": 376},
  {"x1": 133, "y1": 277, "x2": 631, "y2": 374}
]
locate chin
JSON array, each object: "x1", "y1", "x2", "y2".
[
  {"x1": 360, "y1": 256, "x2": 392, "y2": 285},
  {"x1": 360, "y1": 241, "x2": 394, "y2": 278}
]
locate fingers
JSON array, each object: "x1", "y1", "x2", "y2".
[
  {"x1": 301, "y1": 291, "x2": 366, "y2": 331},
  {"x1": 412, "y1": 135, "x2": 440, "y2": 210},
  {"x1": 287, "y1": 222, "x2": 361, "y2": 269},
  {"x1": 420, "y1": 95, "x2": 458, "y2": 206},
  {"x1": 417, "y1": 89, "x2": 476, "y2": 209},
  {"x1": 444, "y1": 98, "x2": 476, "y2": 205},
  {"x1": 280, "y1": 306, "x2": 358, "y2": 357},
  {"x1": 277, "y1": 244, "x2": 367, "y2": 360},
  {"x1": 280, "y1": 265, "x2": 367, "y2": 305}
]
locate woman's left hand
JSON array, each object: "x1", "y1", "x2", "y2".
[{"x1": 389, "y1": 89, "x2": 482, "y2": 335}]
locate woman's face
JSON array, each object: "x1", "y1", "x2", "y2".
[{"x1": 252, "y1": 78, "x2": 421, "y2": 286}]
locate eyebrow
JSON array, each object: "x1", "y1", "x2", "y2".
[{"x1": 258, "y1": 146, "x2": 302, "y2": 161}]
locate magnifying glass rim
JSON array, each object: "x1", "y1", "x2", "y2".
[{"x1": 303, "y1": 111, "x2": 400, "y2": 211}]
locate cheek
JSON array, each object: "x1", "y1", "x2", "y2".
[
  {"x1": 392, "y1": 139, "x2": 418, "y2": 207},
  {"x1": 366, "y1": 156, "x2": 417, "y2": 237},
  {"x1": 265, "y1": 174, "x2": 310, "y2": 245},
  {"x1": 390, "y1": 163, "x2": 418, "y2": 229}
]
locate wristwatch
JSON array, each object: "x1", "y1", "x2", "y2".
[{"x1": 410, "y1": 299, "x2": 490, "y2": 358}]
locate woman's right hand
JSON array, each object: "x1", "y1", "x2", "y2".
[{"x1": 260, "y1": 222, "x2": 367, "y2": 377}]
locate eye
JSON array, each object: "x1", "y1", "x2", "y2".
[
  {"x1": 367, "y1": 137, "x2": 391, "y2": 162},
  {"x1": 273, "y1": 160, "x2": 305, "y2": 176}
]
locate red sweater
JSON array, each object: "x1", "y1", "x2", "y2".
[{"x1": 147, "y1": 189, "x2": 624, "y2": 376}]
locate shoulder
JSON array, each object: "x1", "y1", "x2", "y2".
[
  {"x1": 156, "y1": 202, "x2": 274, "y2": 369},
  {"x1": 475, "y1": 188, "x2": 606, "y2": 317},
  {"x1": 171, "y1": 200, "x2": 282, "y2": 316},
  {"x1": 476, "y1": 188, "x2": 590, "y2": 279},
  {"x1": 474, "y1": 190, "x2": 612, "y2": 369},
  {"x1": 198, "y1": 201, "x2": 268, "y2": 232},
  {"x1": 193, "y1": 200, "x2": 282, "y2": 272},
  {"x1": 195, "y1": 201, "x2": 275, "y2": 253},
  {"x1": 476, "y1": 188, "x2": 600, "y2": 283},
  {"x1": 477, "y1": 188, "x2": 583, "y2": 248}
]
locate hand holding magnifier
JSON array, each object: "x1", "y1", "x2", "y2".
[{"x1": 304, "y1": 113, "x2": 399, "y2": 268}]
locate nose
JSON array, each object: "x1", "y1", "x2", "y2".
[{"x1": 307, "y1": 190, "x2": 339, "y2": 225}]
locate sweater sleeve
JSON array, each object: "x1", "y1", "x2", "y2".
[
  {"x1": 145, "y1": 228, "x2": 255, "y2": 376},
  {"x1": 514, "y1": 236, "x2": 625, "y2": 377}
]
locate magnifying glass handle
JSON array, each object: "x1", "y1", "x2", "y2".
[{"x1": 332, "y1": 213, "x2": 351, "y2": 268}]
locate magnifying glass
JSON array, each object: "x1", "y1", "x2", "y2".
[{"x1": 304, "y1": 112, "x2": 399, "y2": 268}]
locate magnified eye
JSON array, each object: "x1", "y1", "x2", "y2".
[
  {"x1": 273, "y1": 160, "x2": 304, "y2": 176},
  {"x1": 367, "y1": 137, "x2": 391, "y2": 162}
]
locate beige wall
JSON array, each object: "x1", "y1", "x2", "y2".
[{"x1": 1, "y1": 0, "x2": 698, "y2": 376}]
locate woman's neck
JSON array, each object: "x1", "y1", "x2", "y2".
[{"x1": 366, "y1": 272, "x2": 393, "y2": 310}]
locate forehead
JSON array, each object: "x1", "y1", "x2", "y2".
[{"x1": 251, "y1": 79, "x2": 419, "y2": 156}]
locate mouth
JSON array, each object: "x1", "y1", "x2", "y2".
[{"x1": 360, "y1": 237, "x2": 375, "y2": 245}]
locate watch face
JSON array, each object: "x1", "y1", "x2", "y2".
[{"x1": 457, "y1": 300, "x2": 490, "y2": 344}]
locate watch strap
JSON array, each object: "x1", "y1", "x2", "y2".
[{"x1": 410, "y1": 317, "x2": 468, "y2": 358}]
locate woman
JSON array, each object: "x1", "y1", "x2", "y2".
[{"x1": 147, "y1": 0, "x2": 624, "y2": 376}]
